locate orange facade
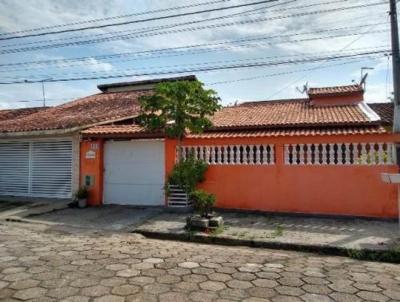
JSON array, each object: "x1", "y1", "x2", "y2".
[
  {"x1": 80, "y1": 139, "x2": 104, "y2": 206},
  {"x1": 166, "y1": 134, "x2": 399, "y2": 218},
  {"x1": 81, "y1": 133, "x2": 399, "y2": 218}
]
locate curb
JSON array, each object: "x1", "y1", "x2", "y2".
[{"x1": 133, "y1": 230, "x2": 400, "y2": 264}]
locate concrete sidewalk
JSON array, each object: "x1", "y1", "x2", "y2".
[
  {"x1": 0, "y1": 197, "x2": 69, "y2": 221},
  {"x1": 134, "y1": 211, "x2": 400, "y2": 260}
]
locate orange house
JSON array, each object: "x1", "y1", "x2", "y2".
[{"x1": 79, "y1": 76, "x2": 399, "y2": 219}]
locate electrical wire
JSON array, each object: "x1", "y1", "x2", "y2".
[
  {"x1": 0, "y1": 50, "x2": 387, "y2": 84},
  {"x1": 0, "y1": 0, "x2": 279, "y2": 41},
  {"x1": 0, "y1": 2, "x2": 387, "y2": 55}
]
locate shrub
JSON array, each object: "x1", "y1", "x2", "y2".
[
  {"x1": 167, "y1": 156, "x2": 208, "y2": 194},
  {"x1": 191, "y1": 189, "x2": 216, "y2": 218},
  {"x1": 74, "y1": 186, "x2": 89, "y2": 200}
]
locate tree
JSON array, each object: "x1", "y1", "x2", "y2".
[{"x1": 137, "y1": 80, "x2": 221, "y2": 159}]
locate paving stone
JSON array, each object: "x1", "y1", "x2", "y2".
[
  {"x1": 272, "y1": 296, "x2": 303, "y2": 302},
  {"x1": 227, "y1": 280, "x2": 254, "y2": 289},
  {"x1": 46, "y1": 286, "x2": 79, "y2": 299},
  {"x1": 300, "y1": 293, "x2": 334, "y2": 302},
  {"x1": 200, "y1": 281, "x2": 226, "y2": 291},
  {"x1": 302, "y1": 284, "x2": 332, "y2": 295},
  {"x1": 13, "y1": 287, "x2": 47, "y2": 300},
  {"x1": 329, "y1": 292, "x2": 362, "y2": 302},
  {"x1": 209, "y1": 272, "x2": 232, "y2": 282},
  {"x1": 159, "y1": 292, "x2": 188, "y2": 302},
  {"x1": 111, "y1": 284, "x2": 140, "y2": 295},
  {"x1": 156, "y1": 274, "x2": 181, "y2": 284},
  {"x1": 179, "y1": 262, "x2": 199, "y2": 269},
  {"x1": 60, "y1": 296, "x2": 90, "y2": 302},
  {"x1": 8, "y1": 279, "x2": 39, "y2": 290},
  {"x1": 275, "y1": 286, "x2": 305, "y2": 296},
  {"x1": 2, "y1": 222, "x2": 400, "y2": 302},
  {"x1": 116, "y1": 269, "x2": 140, "y2": 277},
  {"x1": 93, "y1": 295, "x2": 125, "y2": 302},
  {"x1": 252, "y1": 278, "x2": 279, "y2": 288},
  {"x1": 356, "y1": 290, "x2": 390, "y2": 302},
  {"x1": 81, "y1": 285, "x2": 110, "y2": 297},
  {"x1": 383, "y1": 289, "x2": 400, "y2": 300}
]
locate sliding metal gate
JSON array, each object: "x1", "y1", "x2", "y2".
[{"x1": 0, "y1": 140, "x2": 73, "y2": 198}]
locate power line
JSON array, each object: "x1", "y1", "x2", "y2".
[
  {"x1": 0, "y1": 0, "x2": 355, "y2": 49},
  {"x1": 0, "y1": 2, "x2": 387, "y2": 54},
  {"x1": 0, "y1": 0, "x2": 279, "y2": 41},
  {"x1": 0, "y1": 21, "x2": 387, "y2": 70},
  {"x1": 0, "y1": 50, "x2": 387, "y2": 85},
  {"x1": 266, "y1": 20, "x2": 389, "y2": 99},
  {"x1": 206, "y1": 57, "x2": 375, "y2": 85},
  {"x1": 0, "y1": 0, "x2": 233, "y2": 37},
  {"x1": 0, "y1": 0, "x2": 295, "y2": 50},
  {"x1": 3, "y1": 46, "x2": 387, "y2": 81}
]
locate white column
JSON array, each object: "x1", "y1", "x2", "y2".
[
  {"x1": 256, "y1": 145, "x2": 261, "y2": 165},
  {"x1": 284, "y1": 145, "x2": 290, "y2": 165},
  {"x1": 337, "y1": 144, "x2": 343, "y2": 165},
  {"x1": 297, "y1": 144, "x2": 304, "y2": 165},
  {"x1": 344, "y1": 143, "x2": 351, "y2": 165},
  {"x1": 329, "y1": 143, "x2": 335, "y2": 165},
  {"x1": 269, "y1": 144, "x2": 274, "y2": 165},
  {"x1": 321, "y1": 144, "x2": 327, "y2": 165}
]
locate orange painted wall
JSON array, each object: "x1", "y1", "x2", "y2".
[
  {"x1": 80, "y1": 139, "x2": 104, "y2": 206},
  {"x1": 166, "y1": 134, "x2": 399, "y2": 218}
]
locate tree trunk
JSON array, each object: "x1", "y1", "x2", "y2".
[{"x1": 176, "y1": 137, "x2": 183, "y2": 162}]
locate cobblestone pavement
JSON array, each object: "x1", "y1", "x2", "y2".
[{"x1": 1, "y1": 222, "x2": 400, "y2": 302}]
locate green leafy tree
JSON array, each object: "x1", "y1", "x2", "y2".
[{"x1": 137, "y1": 80, "x2": 221, "y2": 159}]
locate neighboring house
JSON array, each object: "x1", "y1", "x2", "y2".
[
  {"x1": 0, "y1": 76, "x2": 194, "y2": 199},
  {"x1": 0, "y1": 75, "x2": 398, "y2": 218}
]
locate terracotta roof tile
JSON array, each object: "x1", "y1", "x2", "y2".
[
  {"x1": 0, "y1": 91, "x2": 150, "y2": 133},
  {"x1": 210, "y1": 99, "x2": 373, "y2": 130},
  {"x1": 0, "y1": 107, "x2": 48, "y2": 122},
  {"x1": 188, "y1": 126, "x2": 387, "y2": 138},
  {"x1": 369, "y1": 102, "x2": 393, "y2": 125},
  {"x1": 81, "y1": 124, "x2": 163, "y2": 138},
  {"x1": 308, "y1": 84, "x2": 363, "y2": 96},
  {"x1": 82, "y1": 124, "x2": 387, "y2": 138}
]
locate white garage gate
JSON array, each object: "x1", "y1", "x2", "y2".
[
  {"x1": 0, "y1": 139, "x2": 73, "y2": 198},
  {"x1": 103, "y1": 140, "x2": 165, "y2": 206}
]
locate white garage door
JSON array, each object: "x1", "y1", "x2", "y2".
[
  {"x1": 0, "y1": 140, "x2": 73, "y2": 198},
  {"x1": 104, "y1": 140, "x2": 165, "y2": 206}
]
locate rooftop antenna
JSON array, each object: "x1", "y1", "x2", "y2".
[
  {"x1": 360, "y1": 67, "x2": 374, "y2": 90},
  {"x1": 296, "y1": 82, "x2": 308, "y2": 94},
  {"x1": 40, "y1": 78, "x2": 52, "y2": 107}
]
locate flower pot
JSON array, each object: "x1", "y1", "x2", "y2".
[{"x1": 78, "y1": 198, "x2": 87, "y2": 208}]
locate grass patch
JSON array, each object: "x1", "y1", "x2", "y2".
[{"x1": 347, "y1": 246, "x2": 400, "y2": 263}]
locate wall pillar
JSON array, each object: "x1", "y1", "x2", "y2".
[{"x1": 80, "y1": 139, "x2": 104, "y2": 206}]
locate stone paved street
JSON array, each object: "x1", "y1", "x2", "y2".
[{"x1": 1, "y1": 222, "x2": 400, "y2": 302}]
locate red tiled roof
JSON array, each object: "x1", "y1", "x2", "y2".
[
  {"x1": 210, "y1": 99, "x2": 374, "y2": 130},
  {"x1": 81, "y1": 124, "x2": 387, "y2": 138},
  {"x1": 0, "y1": 91, "x2": 150, "y2": 133},
  {"x1": 307, "y1": 84, "x2": 363, "y2": 97},
  {"x1": 0, "y1": 107, "x2": 48, "y2": 123},
  {"x1": 188, "y1": 126, "x2": 387, "y2": 138},
  {"x1": 369, "y1": 102, "x2": 393, "y2": 126},
  {"x1": 81, "y1": 124, "x2": 163, "y2": 138}
]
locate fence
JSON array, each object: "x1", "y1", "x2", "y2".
[
  {"x1": 284, "y1": 142, "x2": 394, "y2": 165},
  {"x1": 178, "y1": 144, "x2": 275, "y2": 165}
]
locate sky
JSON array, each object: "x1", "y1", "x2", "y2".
[{"x1": 0, "y1": 0, "x2": 394, "y2": 109}]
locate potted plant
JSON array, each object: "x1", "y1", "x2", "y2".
[
  {"x1": 191, "y1": 189, "x2": 216, "y2": 218},
  {"x1": 74, "y1": 186, "x2": 89, "y2": 208}
]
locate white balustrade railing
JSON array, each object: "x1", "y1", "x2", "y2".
[
  {"x1": 178, "y1": 144, "x2": 275, "y2": 165},
  {"x1": 284, "y1": 142, "x2": 395, "y2": 165}
]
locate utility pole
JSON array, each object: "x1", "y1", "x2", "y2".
[{"x1": 390, "y1": 0, "x2": 400, "y2": 164}]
